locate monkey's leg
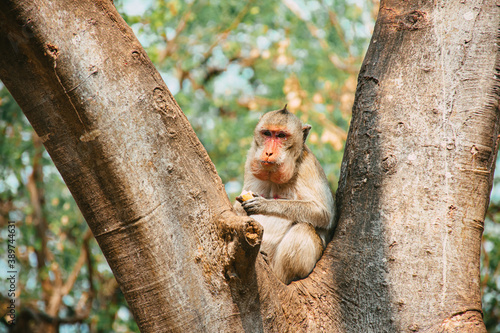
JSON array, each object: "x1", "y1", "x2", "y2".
[
  {"x1": 251, "y1": 215, "x2": 291, "y2": 263},
  {"x1": 272, "y1": 223, "x2": 323, "y2": 284}
]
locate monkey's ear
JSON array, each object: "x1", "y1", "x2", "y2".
[{"x1": 302, "y1": 124, "x2": 312, "y2": 143}]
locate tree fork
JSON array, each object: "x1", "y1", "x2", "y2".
[{"x1": 1, "y1": 0, "x2": 499, "y2": 332}]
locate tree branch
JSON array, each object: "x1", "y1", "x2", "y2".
[
  {"x1": 217, "y1": 210, "x2": 262, "y2": 281},
  {"x1": 61, "y1": 229, "x2": 93, "y2": 295}
]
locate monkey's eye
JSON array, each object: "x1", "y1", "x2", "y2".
[
  {"x1": 277, "y1": 132, "x2": 287, "y2": 138},
  {"x1": 262, "y1": 130, "x2": 272, "y2": 137}
]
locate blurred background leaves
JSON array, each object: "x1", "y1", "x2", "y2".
[{"x1": 0, "y1": 0, "x2": 498, "y2": 332}]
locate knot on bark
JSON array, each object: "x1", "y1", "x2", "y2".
[
  {"x1": 381, "y1": 153, "x2": 397, "y2": 174},
  {"x1": 396, "y1": 10, "x2": 427, "y2": 31},
  {"x1": 45, "y1": 42, "x2": 59, "y2": 60},
  {"x1": 153, "y1": 87, "x2": 176, "y2": 119},
  {"x1": 382, "y1": 9, "x2": 427, "y2": 31},
  {"x1": 217, "y1": 211, "x2": 263, "y2": 282},
  {"x1": 438, "y1": 310, "x2": 485, "y2": 332}
]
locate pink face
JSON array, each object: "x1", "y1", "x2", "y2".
[
  {"x1": 251, "y1": 125, "x2": 295, "y2": 184},
  {"x1": 259, "y1": 125, "x2": 290, "y2": 164}
]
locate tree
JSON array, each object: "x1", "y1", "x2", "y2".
[
  {"x1": 1, "y1": 0, "x2": 372, "y2": 331},
  {"x1": 0, "y1": 0, "x2": 498, "y2": 332}
]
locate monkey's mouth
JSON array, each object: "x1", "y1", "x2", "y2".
[
  {"x1": 260, "y1": 160, "x2": 277, "y2": 167},
  {"x1": 259, "y1": 160, "x2": 281, "y2": 173}
]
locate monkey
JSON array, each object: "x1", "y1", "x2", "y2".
[{"x1": 234, "y1": 106, "x2": 335, "y2": 284}]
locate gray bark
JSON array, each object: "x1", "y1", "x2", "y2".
[
  {"x1": 331, "y1": 1, "x2": 500, "y2": 331},
  {"x1": 0, "y1": 0, "x2": 498, "y2": 332},
  {"x1": 0, "y1": 1, "x2": 262, "y2": 332}
]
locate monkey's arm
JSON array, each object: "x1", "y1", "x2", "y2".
[{"x1": 240, "y1": 196, "x2": 331, "y2": 229}]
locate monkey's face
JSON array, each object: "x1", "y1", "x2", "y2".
[{"x1": 250, "y1": 120, "x2": 303, "y2": 184}]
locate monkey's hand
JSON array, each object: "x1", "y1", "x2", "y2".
[
  {"x1": 240, "y1": 195, "x2": 268, "y2": 215},
  {"x1": 236, "y1": 190, "x2": 256, "y2": 203}
]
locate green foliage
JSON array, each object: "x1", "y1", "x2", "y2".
[
  {"x1": 483, "y1": 184, "x2": 500, "y2": 332},
  {"x1": 115, "y1": 0, "x2": 374, "y2": 199}
]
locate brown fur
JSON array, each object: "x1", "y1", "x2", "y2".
[{"x1": 235, "y1": 107, "x2": 335, "y2": 284}]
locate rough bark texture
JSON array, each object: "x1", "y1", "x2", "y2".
[
  {"x1": 329, "y1": 0, "x2": 500, "y2": 331},
  {"x1": 0, "y1": 1, "x2": 263, "y2": 332},
  {"x1": 0, "y1": 0, "x2": 499, "y2": 332}
]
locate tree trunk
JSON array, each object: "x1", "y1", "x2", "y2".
[
  {"x1": 330, "y1": 0, "x2": 500, "y2": 331},
  {"x1": 0, "y1": 0, "x2": 498, "y2": 332},
  {"x1": 0, "y1": 1, "x2": 262, "y2": 332}
]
